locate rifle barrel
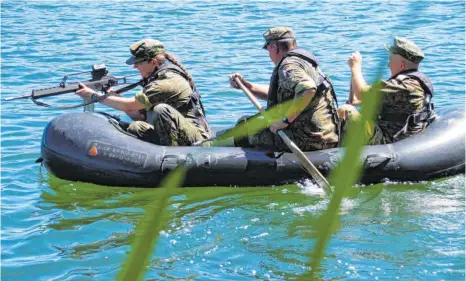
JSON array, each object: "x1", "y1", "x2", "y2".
[
  {"x1": 4, "y1": 94, "x2": 31, "y2": 101},
  {"x1": 4, "y1": 75, "x2": 124, "y2": 102}
]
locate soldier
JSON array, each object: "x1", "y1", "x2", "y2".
[
  {"x1": 229, "y1": 27, "x2": 340, "y2": 151},
  {"x1": 338, "y1": 36, "x2": 436, "y2": 144},
  {"x1": 76, "y1": 39, "x2": 212, "y2": 146}
]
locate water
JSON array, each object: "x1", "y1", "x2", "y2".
[{"x1": 1, "y1": 1, "x2": 464, "y2": 280}]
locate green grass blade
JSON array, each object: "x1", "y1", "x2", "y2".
[
  {"x1": 301, "y1": 66, "x2": 385, "y2": 280},
  {"x1": 117, "y1": 166, "x2": 186, "y2": 281},
  {"x1": 212, "y1": 96, "x2": 305, "y2": 145}
]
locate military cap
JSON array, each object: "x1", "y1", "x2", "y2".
[
  {"x1": 262, "y1": 27, "x2": 295, "y2": 49},
  {"x1": 384, "y1": 36, "x2": 424, "y2": 63},
  {"x1": 126, "y1": 39, "x2": 165, "y2": 65}
]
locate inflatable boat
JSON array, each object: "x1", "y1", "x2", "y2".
[{"x1": 40, "y1": 107, "x2": 465, "y2": 187}]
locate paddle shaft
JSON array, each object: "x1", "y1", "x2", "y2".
[
  {"x1": 349, "y1": 81, "x2": 354, "y2": 104},
  {"x1": 234, "y1": 77, "x2": 332, "y2": 195}
]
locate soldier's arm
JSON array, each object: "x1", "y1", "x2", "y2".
[
  {"x1": 349, "y1": 55, "x2": 371, "y2": 101},
  {"x1": 235, "y1": 79, "x2": 269, "y2": 100},
  {"x1": 248, "y1": 83, "x2": 269, "y2": 100},
  {"x1": 97, "y1": 95, "x2": 146, "y2": 112},
  {"x1": 285, "y1": 89, "x2": 315, "y2": 122},
  {"x1": 348, "y1": 52, "x2": 371, "y2": 104},
  {"x1": 350, "y1": 66, "x2": 371, "y2": 103},
  {"x1": 136, "y1": 74, "x2": 191, "y2": 109},
  {"x1": 229, "y1": 73, "x2": 269, "y2": 100},
  {"x1": 279, "y1": 63, "x2": 317, "y2": 122},
  {"x1": 107, "y1": 91, "x2": 146, "y2": 120},
  {"x1": 124, "y1": 110, "x2": 146, "y2": 121},
  {"x1": 76, "y1": 83, "x2": 146, "y2": 112}
]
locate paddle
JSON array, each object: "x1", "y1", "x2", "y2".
[
  {"x1": 348, "y1": 81, "x2": 354, "y2": 104},
  {"x1": 234, "y1": 77, "x2": 332, "y2": 196}
]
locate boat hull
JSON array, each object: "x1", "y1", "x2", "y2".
[{"x1": 41, "y1": 108, "x2": 465, "y2": 187}]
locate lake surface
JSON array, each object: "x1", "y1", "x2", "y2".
[{"x1": 1, "y1": 1, "x2": 464, "y2": 280}]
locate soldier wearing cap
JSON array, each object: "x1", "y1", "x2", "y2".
[
  {"x1": 338, "y1": 36, "x2": 436, "y2": 144},
  {"x1": 228, "y1": 27, "x2": 340, "y2": 151},
  {"x1": 76, "y1": 39, "x2": 212, "y2": 146}
]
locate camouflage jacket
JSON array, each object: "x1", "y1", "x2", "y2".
[
  {"x1": 267, "y1": 49, "x2": 339, "y2": 149},
  {"x1": 377, "y1": 70, "x2": 434, "y2": 142},
  {"x1": 135, "y1": 62, "x2": 211, "y2": 138}
]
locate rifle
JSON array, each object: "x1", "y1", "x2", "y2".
[{"x1": 4, "y1": 63, "x2": 143, "y2": 109}]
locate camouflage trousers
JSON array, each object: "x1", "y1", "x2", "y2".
[
  {"x1": 337, "y1": 104, "x2": 387, "y2": 145},
  {"x1": 127, "y1": 104, "x2": 208, "y2": 146},
  {"x1": 234, "y1": 115, "x2": 337, "y2": 152}
]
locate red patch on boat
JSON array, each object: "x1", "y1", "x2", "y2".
[{"x1": 88, "y1": 146, "x2": 98, "y2": 157}]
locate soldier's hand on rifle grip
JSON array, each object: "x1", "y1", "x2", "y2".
[
  {"x1": 76, "y1": 83, "x2": 96, "y2": 101},
  {"x1": 107, "y1": 88, "x2": 120, "y2": 96}
]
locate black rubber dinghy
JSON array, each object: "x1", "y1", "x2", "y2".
[{"x1": 41, "y1": 107, "x2": 465, "y2": 187}]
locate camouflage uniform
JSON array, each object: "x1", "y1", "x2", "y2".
[
  {"x1": 238, "y1": 27, "x2": 339, "y2": 151},
  {"x1": 125, "y1": 39, "x2": 211, "y2": 146},
  {"x1": 336, "y1": 104, "x2": 385, "y2": 145},
  {"x1": 338, "y1": 37, "x2": 435, "y2": 145}
]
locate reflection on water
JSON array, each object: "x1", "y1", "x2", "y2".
[{"x1": 28, "y1": 175, "x2": 464, "y2": 280}]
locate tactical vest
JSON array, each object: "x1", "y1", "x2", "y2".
[
  {"x1": 267, "y1": 49, "x2": 340, "y2": 135},
  {"x1": 378, "y1": 69, "x2": 436, "y2": 139},
  {"x1": 267, "y1": 49, "x2": 338, "y2": 109},
  {"x1": 144, "y1": 61, "x2": 211, "y2": 136}
]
